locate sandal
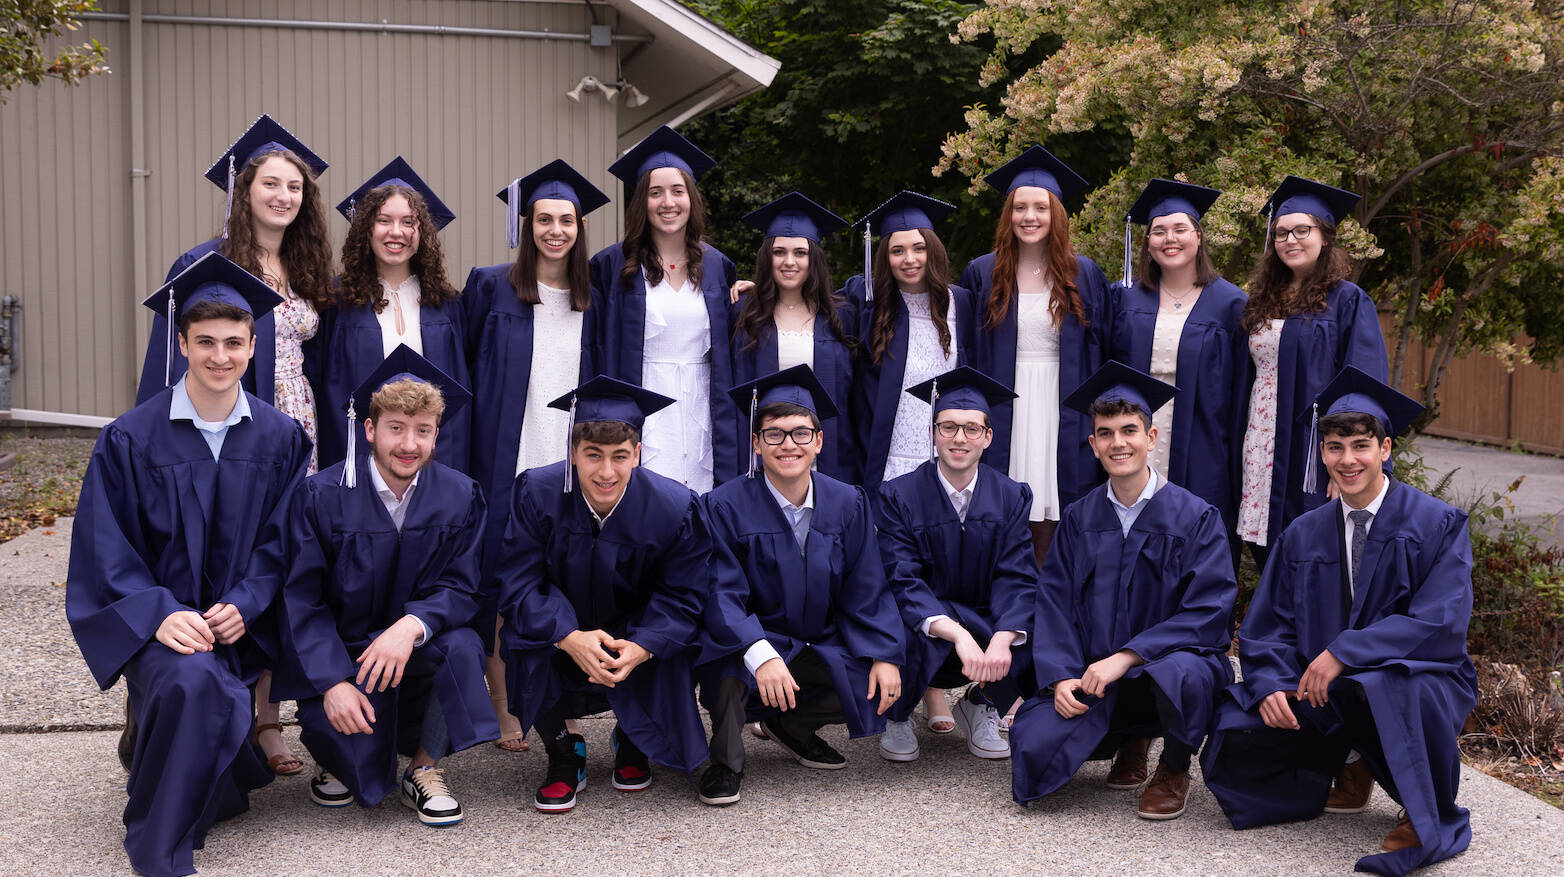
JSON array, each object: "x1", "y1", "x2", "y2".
[
  {"x1": 494, "y1": 730, "x2": 531, "y2": 752},
  {"x1": 927, "y1": 714, "x2": 957, "y2": 734},
  {"x1": 254, "y1": 722, "x2": 305, "y2": 776}
]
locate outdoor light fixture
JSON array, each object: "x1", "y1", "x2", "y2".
[
  {"x1": 566, "y1": 74, "x2": 650, "y2": 106},
  {"x1": 621, "y1": 83, "x2": 650, "y2": 108}
]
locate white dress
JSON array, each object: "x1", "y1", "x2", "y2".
[
  {"x1": 884, "y1": 290, "x2": 958, "y2": 483},
  {"x1": 375, "y1": 275, "x2": 423, "y2": 356},
  {"x1": 1237, "y1": 319, "x2": 1286, "y2": 545},
  {"x1": 1008, "y1": 292, "x2": 1061, "y2": 522},
  {"x1": 516, "y1": 283, "x2": 584, "y2": 476},
  {"x1": 776, "y1": 324, "x2": 814, "y2": 370},
  {"x1": 640, "y1": 272, "x2": 714, "y2": 492},
  {"x1": 1148, "y1": 307, "x2": 1192, "y2": 481}
]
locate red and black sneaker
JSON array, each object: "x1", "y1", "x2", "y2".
[
  {"x1": 611, "y1": 725, "x2": 652, "y2": 791},
  {"x1": 534, "y1": 733, "x2": 587, "y2": 813}
]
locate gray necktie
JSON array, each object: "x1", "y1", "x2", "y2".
[
  {"x1": 951, "y1": 490, "x2": 969, "y2": 524},
  {"x1": 1348, "y1": 509, "x2": 1373, "y2": 588}
]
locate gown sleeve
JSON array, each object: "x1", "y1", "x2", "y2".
[
  {"x1": 625, "y1": 493, "x2": 713, "y2": 657},
  {"x1": 276, "y1": 483, "x2": 358, "y2": 695},
  {"x1": 1030, "y1": 509, "x2": 1087, "y2": 688},
  {"x1": 989, "y1": 482, "x2": 1041, "y2": 636},
  {"x1": 496, "y1": 473, "x2": 580, "y2": 649},
  {"x1": 1232, "y1": 528, "x2": 1305, "y2": 708},
  {"x1": 402, "y1": 483, "x2": 488, "y2": 639},
  {"x1": 834, "y1": 488, "x2": 907, "y2": 664},
  {"x1": 1119, "y1": 503, "x2": 1238, "y2": 663},
  {"x1": 698, "y1": 493, "x2": 770, "y2": 660}
]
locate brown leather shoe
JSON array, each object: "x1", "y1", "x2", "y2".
[
  {"x1": 1105, "y1": 736, "x2": 1152, "y2": 789},
  {"x1": 1136, "y1": 766, "x2": 1190, "y2": 820},
  {"x1": 1380, "y1": 811, "x2": 1421, "y2": 852},
  {"x1": 1324, "y1": 758, "x2": 1375, "y2": 813}
]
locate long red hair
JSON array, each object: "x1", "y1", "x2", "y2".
[{"x1": 985, "y1": 189, "x2": 1086, "y2": 330}]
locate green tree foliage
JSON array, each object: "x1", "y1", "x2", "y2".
[
  {"x1": 1, "y1": 1, "x2": 108, "y2": 100},
  {"x1": 939, "y1": 0, "x2": 1564, "y2": 426}
]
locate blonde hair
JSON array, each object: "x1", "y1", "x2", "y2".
[{"x1": 368, "y1": 379, "x2": 445, "y2": 422}]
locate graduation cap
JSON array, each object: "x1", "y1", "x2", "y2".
[
  {"x1": 905, "y1": 365, "x2": 1019, "y2": 462},
  {"x1": 336, "y1": 156, "x2": 456, "y2": 230},
  {"x1": 1121, "y1": 179, "x2": 1222, "y2": 286},
  {"x1": 547, "y1": 376, "x2": 676, "y2": 492},
  {"x1": 726, "y1": 365, "x2": 840, "y2": 478},
  {"x1": 855, "y1": 190, "x2": 957, "y2": 303},
  {"x1": 340, "y1": 344, "x2": 471, "y2": 488},
  {"x1": 983, "y1": 145, "x2": 1089, "y2": 201},
  {"x1": 1260, "y1": 175, "x2": 1361, "y2": 257},
  {"x1": 204, "y1": 114, "x2": 328, "y2": 240},
  {"x1": 742, "y1": 192, "x2": 848, "y2": 244},
  {"x1": 1062, "y1": 360, "x2": 1178, "y2": 419},
  {"x1": 607, "y1": 125, "x2": 717, "y2": 187},
  {"x1": 141, "y1": 251, "x2": 283, "y2": 390},
  {"x1": 1298, "y1": 366, "x2": 1424, "y2": 495},
  {"x1": 497, "y1": 159, "x2": 612, "y2": 249}
]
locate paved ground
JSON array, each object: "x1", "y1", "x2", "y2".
[
  {"x1": 3, "y1": 436, "x2": 1562, "y2": 875},
  {"x1": 1416, "y1": 437, "x2": 1564, "y2": 549}
]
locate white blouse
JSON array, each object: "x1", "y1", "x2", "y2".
[
  {"x1": 885, "y1": 290, "x2": 958, "y2": 482},
  {"x1": 516, "y1": 283, "x2": 585, "y2": 476},
  {"x1": 639, "y1": 272, "x2": 714, "y2": 492},
  {"x1": 1148, "y1": 307, "x2": 1191, "y2": 480},
  {"x1": 376, "y1": 275, "x2": 423, "y2": 357}
]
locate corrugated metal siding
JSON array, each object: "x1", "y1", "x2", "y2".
[{"x1": 2, "y1": 0, "x2": 622, "y2": 418}]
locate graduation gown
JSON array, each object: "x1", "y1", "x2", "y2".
[
  {"x1": 274, "y1": 455, "x2": 499, "y2": 807},
  {"x1": 1252, "y1": 280, "x2": 1388, "y2": 545},
  {"x1": 1202, "y1": 480, "x2": 1477, "y2": 876},
  {"x1": 698, "y1": 473, "x2": 905, "y2": 737},
  {"x1": 840, "y1": 275, "x2": 977, "y2": 493},
  {"x1": 496, "y1": 462, "x2": 712, "y2": 773},
  {"x1": 1109, "y1": 277, "x2": 1249, "y2": 529},
  {"x1": 313, "y1": 294, "x2": 472, "y2": 473},
  {"x1": 591, "y1": 241, "x2": 741, "y2": 485},
  {"x1": 875, "y1": 461, "x2": 1038, "y2": 721},
  {"x1": 460, "y1": 263, "x2": 600, "y2": 642},
  {"x1": 960, "y1": 253, "x2": 1112, "y2": 510},
  {"x1": 65, "y1": 388, "x2": 310, "y2": 877},
  {"x1": 1009, "y1": 479, "x2": 1236, "y2": 804},
  {"x1": 728, "y1": 298, "x2": 862, "y2": 484}
]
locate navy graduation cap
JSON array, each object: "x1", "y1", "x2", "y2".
[
  {"x1": 1298, "y1": 366, "x2": 1424, "y2": 495},
  {"x1": 608, "y1": 125, "x2": 716, "y2": 187},
  {"x1": 141, "y1": 251, "x2": 283, "y2": 388},
  {"x1": 1062, "y1": 360, "x2": 1178, "y2": 418},
  {"x1": 1263, "y1": 175, "x2": 1360, "y2": 226},
  {"x1": 336, "y1": 156, "x2": 456, "y2": 230},
  {"x1": 497, "y1": 159, "x2": 612, "y2": 249},
  {"x1": 984, "y1": 145, "x2": 1089, "y2": 201},
  {"x1": 204, "y1": 114, "x2": 328, "y2": 239},
  {"x1": 340, "y1": 344, "x2": 471, "y2": 488},
  {"x1": 742, "y1": 192, "x2": 848, "y2": 244},
  {"x1": 856, "y1": 190, "x2": 957, "y2": 302},
  {"x1": 727, "y1": 365, "x2": 839, "y2": 477},
  {"x1": 905, "y1": 365, "x2": 1017, "y2": 461},
  {"x1": 547, "y1": 376, "x2": 676, "y2": 492},
  {"x1": 1122, "y1": 178, "x2": 1222, "y2": 285}
]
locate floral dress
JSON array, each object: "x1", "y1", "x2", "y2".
[
  {"x1": 885, "y1": 290, "x2": 958, "y2": 483},
  {"x1": 1237, "y1": 319, "x2": 1284, "y2": 545},
  {"x1": 273, "y1": 288, "x2": 320, "y2": 474}
]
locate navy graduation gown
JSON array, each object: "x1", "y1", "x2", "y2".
[
  {"x1": 960, "y1": 252, "x2": 1112, "y2": 510},
  {"x1": 875, "y1": 461, "x2": 1039, "y2": 721},
  {"x1": 497, "y1": 461, "x2": 712, "y2": 773},
  {"x1": 591, "y1": 241, "x2": 741, "y2": 485},
  {"x1": 1202, "y1": 481, "x2": 1476, "y2": 876},
  {"x1": 840, "y1": 275, "x2": 977, "y2": 494},
  {"x1": 1109, "y1": 276, "x2": 1249, "y2": 529},
  {"x1": 1009, "y1": 479, "x2": 1236, "y2": 803},
  {"x1": 698, "y1": 472, "x2": 905, "y2": 738},
  {"x1": 728, "y1": 297, "x2": 862, "y2": 484},
  {"x1": 313, "y1": 294, "x2": 472, "y2": 473},
  {"x1": 66, "y1": 389, "x2": 310, "y2": 877},
  {"x1": 274, "y1": 455, "x2": 497, "y2": 807},
  {"x1": 1251, "y1": 280, "x2": 1388, "y2": 545}
]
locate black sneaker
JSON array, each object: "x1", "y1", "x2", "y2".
[
  {"x1": 611, "y1": 725, "x2": 652, "y2": 791},
  {"x1": 759, "y1": 718, "x2": 847, "y2": 770},
  {"x1": 698, "y1": 763, "x2": 743, "y2": 806},
  {"x1": 310, "y1": 770, "x2": 353, "y2": 807},
  {"x1": 534, "y1": 733, "x2": 588, "y2": 813},
  {"x1": 401, "y1": 766, "x2": 462, "y2": 827},
  {"x1": 117, "y1": 695, "x2": 136, "y2": 772}
]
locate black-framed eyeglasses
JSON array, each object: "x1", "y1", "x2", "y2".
[
  {"x1": 1272, "y1": 224, "x2": 1316, "y2": 242},
  {"x1": 759, "y1": 426, "x2": 821, "y2": 445},
  {"x1": 934, "y1": 421, "x2": 989, "y2": 439}
]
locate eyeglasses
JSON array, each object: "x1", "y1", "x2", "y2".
[
  {"x1": 1146, "y1": 225, "x2": 1195, "y2": 240},
  {"x1": 1272, "y1": 224, "x2": 1316, "y2": 243},
  {"x1": 759, "y1": 426, "x2": 821, "y2": 445},
  {"x1": 934, "y1": 422, "x2": 989, "y2": 439}
]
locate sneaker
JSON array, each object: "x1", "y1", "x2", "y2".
[
  {"x1": 309, "y1": 770, "x2": 353, "y2": 807},
  {"x1": 534, "y1": 733, "x2": 588, "y2": 813},
  {"x1": 400, "y1": 766, "x2": 462, "y2": 826},
  {"x1": 759, "y1": 718, "x2": 847, "y2": 770},
  {"x1": 697, "y1": 763, "x2": 743, "y2": 806},
  {"x1": 611, "y1": 725, "x2": 652, "y2": 791},
  {"x1": 879, "y1": 719, "x2": 920, "y2": 762},
  {"x1": 952, "y1": 692, "x2": 1010, "y2": 759}
]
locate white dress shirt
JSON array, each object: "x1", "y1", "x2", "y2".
[
  {"x1": 742, "y1": 475, "x2": 816, "y2": 676},
  {"x1": 168, "y1": 376, "x2": 250, "y2": 461}
]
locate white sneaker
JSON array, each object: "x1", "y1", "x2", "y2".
[
  {"x1": 309, "y1": 770, "x2": 352, "y2": 807},
  {"x1": 401, "y1": 766, "x2": 463, "y2": 827},
  {"x1": 952, "y1": 694, "x2": 1010, "y2": 759},
  {"x1": 879, "y1": 719, "x2": 920, "y2": 762}
]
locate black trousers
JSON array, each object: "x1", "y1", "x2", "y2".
[
  {"x1": 708, "y1": 647, "x2": 844, "y2": 773},
  {"x1": 1087, "y1": 675, "x2": 1193, "y2": 771}
]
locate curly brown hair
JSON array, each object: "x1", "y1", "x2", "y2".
[
  {"x1": 985, "y1": 188, "x2": 1085, "y2": 330},
  {"x1": 220, "y1": 149, "x2": 334, "y2": 307},
  {"x1": 1241, "y1": 219, "x2": 1351, "y2": 333},
  {"x1": 336, "y1": 185, "x2": 460, "y2": 311},
  {"x1": 618, "y1": 168, "x2": 707, "y2": 288},
  {"x1": 869, "y1": 229, "x2": 952, "y2": 366},
  {"x1": 732, "y1": 238, "x2": 853, "y2": 353}
]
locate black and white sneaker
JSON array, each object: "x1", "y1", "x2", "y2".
[
  {"x1": 760, "y1": 718, "x2": 847, "y2": 770},
  {"x1": 310, "y1": 770, "x2": 353, "y2": 807},
  {"x1": 611, "y1": 725, "x2": 652, "y2": 791},
  {"x1": 401, "y1": 766, "x2": 462, "y2": 827},
  {"x1": 534, "y1": 733, "x2": 588, "y2": 813},
  {"x1": 698, "y1": 763, "x2": 743, "y2": 806}
]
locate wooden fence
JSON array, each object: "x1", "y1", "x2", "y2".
[{"x1": 1391, "y1": 330, "x2": 1564, "y2": 456}]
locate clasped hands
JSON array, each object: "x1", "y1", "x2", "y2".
[
  {"x1": 556, "y1": 629, "x2": 651, "y2": 688},
  {"x1": 154, "y1": 603, "x2": 247, "y2": 653}
]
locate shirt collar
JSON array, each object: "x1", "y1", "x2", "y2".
[
  {"x1": 379, "y1": 274, "x2": 421, "y2": 298},
  {"x1": 368, "y1": 453, "x2": 422, "y2": 503},
  {"x1": 763, "y1": 473, "x2": 815, "y2": 514},
  {"x1": 935, "y1": 464, "x2": 977, "y2": 503},
  {"x1": 1341, "y1": 474, "x2": 1391, "y2": 524},
  {"x1": 1106, "y1": 467, "x2": 1158, "y2": 515},
  {"x1": 583, "y1": 474, "x2": 630, "y2": 527},
  {"x1": 168, "y1": 375, "x2": 250, "y2": 428}
]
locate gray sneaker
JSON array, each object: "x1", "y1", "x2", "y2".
[
  {"x1": 878, "y1": 719, "x2": 920, "y2": 762},
  {"x1": 952, "y1": 694, "x2": 1010, "y2": 759}
]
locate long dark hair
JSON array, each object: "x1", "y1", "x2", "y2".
[
  {"x1": 985, "y1": 188, "x2": 1084, "y2": 330},
  {"x1": 733, "y1": 237, "x2": 852, "y2": 352},
  {"x1": 509, "y1": 204, "x2": 592, "y2": 311},
  {"x1": 220, "y1": 148, "x2": 333, "y2": 307},
  {"x1": 869, "y1": 229, "x2": 952, "y2": 366},
  {"x1": 336, "y1": 185, "x2": 460, "y2": 311},
  {"x1": 1241, "y1": 218, "x2": 1350, "y2": 333},
  {"x1": 618, "y1": 167, "x2": 706, "y2": 288},
  {"x1": 1136, "y1": 217, "x2": 1217, "y2": 292}
]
